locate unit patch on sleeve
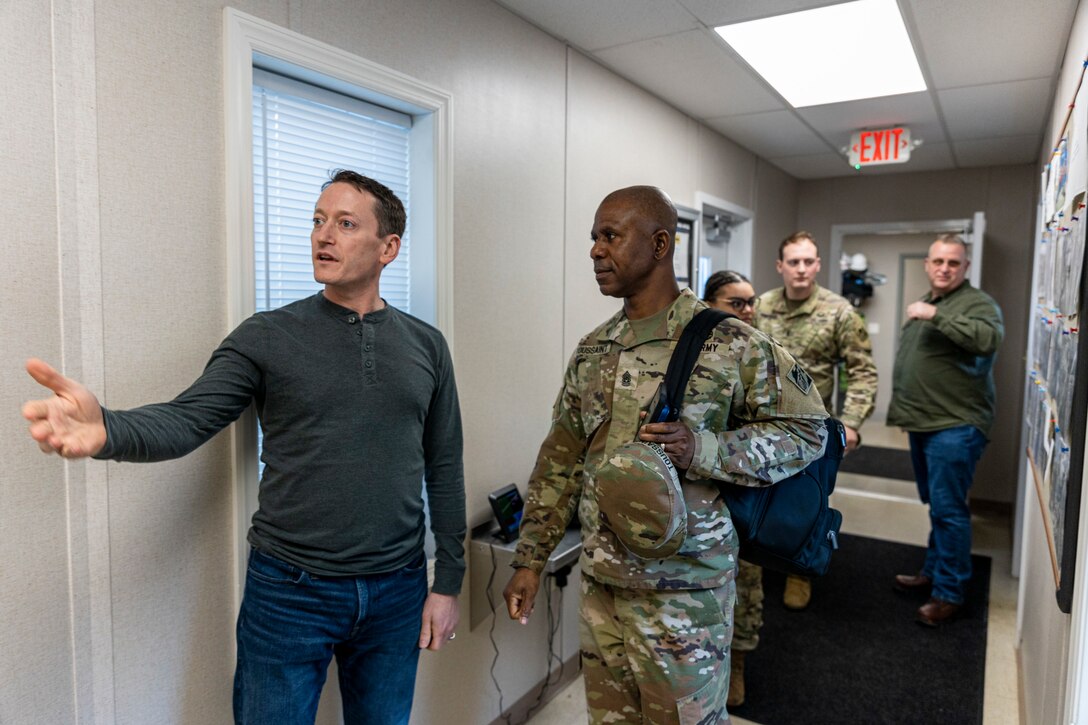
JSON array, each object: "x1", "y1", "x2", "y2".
[{"x1": 786, "y1": 364, "x2": 814, "y2": 394}]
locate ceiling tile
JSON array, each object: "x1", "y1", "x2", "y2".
[
  {"x1": 495, "y1": 0, "x2": 1069, "y2": 180},
  {"x1": 938, "y1": 78, "x2": 1052, "y2": 140},
  {"x1": 798, "y1": 92, "x2": 946, "y2": 148},
  {"x1": 678, "y1": 0, "x2": 851, "y2": 27},
  {"x1": 770, "y1": 140, "x2": 955, "y2": 179},
  {"x1": 906, "y1": 0, "x2": 1076, "y2": 89},
  {"x1": 768, "y1": 152, "x2": 857, "y2": 180},
  {"x1": 855, "y1": 141, "x2": 955, "y2": 175},
  {"x1": 954, "y1": 135, "x2": 1043, "y2": 167},
  {"x1": 492, "y1": 0, "x2": 700, "y2": 52},
  {"x1": 707, "y1": 110, "x2": 831, "y2": 158},
  {"x1": 595, "y1": 30, "x2": 786, "y2": 118}
]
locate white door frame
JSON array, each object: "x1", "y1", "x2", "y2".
[
  {"x1": 693, "y1": 191, "x2": 754, "y2": 298},
  {"x1": 829, "y1": 216, "x2": 1034, "y2": 581},
  {"x1": 829, "y1": 217, "x2": 984, "y2": 293}
]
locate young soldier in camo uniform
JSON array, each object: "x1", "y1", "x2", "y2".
[
  {"x1": 753, "y1": 231, "x2": 877, "y2": 612},
  {"x1": 503, "y1": 187, "x2": 828, "y2": 724}
]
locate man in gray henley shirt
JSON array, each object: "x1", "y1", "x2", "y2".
[{"x1": 22, "y1": 170, "x2": 465, "y2": 724}]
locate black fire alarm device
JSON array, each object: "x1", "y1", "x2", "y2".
[{"x1": 488, "y1": 483, "x2": 524, "y2": 543}]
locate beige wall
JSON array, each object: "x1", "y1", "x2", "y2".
[
  {"x1": 750, "y1": 159, "x2": 801, "y2": 295},
  {"x1": 562, "y1": 50, "x2": 762, "y2": 350},
  {"x1": 0, "y1": 1, "x2": 795, "y2": 723},
  {"x1": 795, "y1": 164, "x2": 1037, "y2": 505},
  {"x1": 1020, "y1": 1, "x2": 1088, "y2": 723},
  {"x1": 1020, "y1": 485, "x2": 1072, "y2": 725},
  {"x1": 1, "y1": 2, "x2": 72, "y2": 722}
]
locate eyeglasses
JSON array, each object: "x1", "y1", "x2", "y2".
[{"x1": 719, "y1": 296, "x2": 756, "y2": 312}]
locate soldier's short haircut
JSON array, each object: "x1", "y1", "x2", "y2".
[
  {"x1": 933, "y1": 233, "x2": 967, "y2": 250},
  {"x1": 778, "y1": 231, "x2": 819, "y2": 260},
  {"x1": 603, "y1": 186, "x2": 678, "y2": 238},
  {"x1": 323, "y1": 169, "x2": 407, "y2": 238},
  {"x1": 703, "y1": 270, "x2": 750, "y2": 302}
]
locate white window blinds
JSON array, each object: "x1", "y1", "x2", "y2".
[{"x1": 251, "y1": 68, "x2": 413, "y2": 314}]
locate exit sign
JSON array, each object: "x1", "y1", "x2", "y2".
[{"x1": 849, "y1": 126, "x2": 912, "y2": 167}]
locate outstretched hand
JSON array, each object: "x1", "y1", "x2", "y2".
[{"x1": 22, "y1": 358, "x2": 107, "y2": 458}]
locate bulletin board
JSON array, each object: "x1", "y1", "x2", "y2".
[{"x1": 1027, "y1": 59, "x2": 1088, "y2": 613}]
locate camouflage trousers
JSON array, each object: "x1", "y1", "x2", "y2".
[
  {"x1": 730, "y1": 560, "x2": 764, "y2": 652},
  {"x1": 579, "y1": 573, "x2": 735, "y2": 724}
]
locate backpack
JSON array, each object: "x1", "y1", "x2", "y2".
[{"x1": 655, "y1": 308, "x2": 845, "y2": 577}]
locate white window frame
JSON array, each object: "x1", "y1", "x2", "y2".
[
  {"x1": 250, "y1": 67, "x2": 415, "y2": 315},
  {"x1": 223, "y1": 7, "x2": 454, "y2": 604}
]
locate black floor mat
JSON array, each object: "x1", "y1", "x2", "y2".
[
  {"x1": 838, "y1": 445, "x2": 917, "y2": 482},
  {"x1": 730, "y1": 534, "x2": 990, "y2": 725}
]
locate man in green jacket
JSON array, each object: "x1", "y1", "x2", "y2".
[{"x1": 887, "y1": 234, "x2": 1003, "y2": 626}]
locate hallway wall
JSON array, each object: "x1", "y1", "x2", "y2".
[
  {"x1": 1020, "y1": 1, "x2": 1088, "y2": 723},
  {"x1": 0, "y1": 1, "x2": 794, "y2": 723},
  {"x1": 792, "y1": 164, "x2": 1037, "y2": 505}
]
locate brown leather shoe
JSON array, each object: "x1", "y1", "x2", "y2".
[
  {"x1": 916, "y1": 597, "x2": 960, "y2": 626},
  {"x1": 894, "y1": 572, "x2": 932, "y2": 593}
]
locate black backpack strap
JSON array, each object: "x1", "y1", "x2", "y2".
[{"x1": 661, "y1": 308, "x2": 736, "y2": 420}]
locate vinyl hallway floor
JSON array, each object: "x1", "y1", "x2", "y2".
[{"x1": 526, "y1": 424, "x2": 1021, "y2": 725}]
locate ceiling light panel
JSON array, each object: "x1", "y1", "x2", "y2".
[{"x1": 715, "y1": 0, "x2": 926, "y2": 108}]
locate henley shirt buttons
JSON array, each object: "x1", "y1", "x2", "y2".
[
  {"x1": 365, "y1": 360, "x2": 373, "y2": 368},
  {"x1": 365, "y1": 344, "x2": 372, "y2": 351},
  {"x1": 347, "y1": 316, "x2": 357, "y2": 324}
]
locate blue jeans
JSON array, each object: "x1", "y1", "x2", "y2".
[
  {"x1": 233, "y1": 548, "x2": 427, "y2": 725},
  {"x1": 908, "y1": 425, "x2": 988, "y2": 604}
]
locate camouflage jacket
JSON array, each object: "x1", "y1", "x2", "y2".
[
  {"x1": 753, "y1": 283, "x2": 877, "y2": 431},
  {"x1": 512, "y1": 289, "x2": 828, "y2": 590}
]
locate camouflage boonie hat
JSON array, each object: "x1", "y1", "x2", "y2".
[{"x1": 596, "y1": 441, "x2": 686, "y2": 559}]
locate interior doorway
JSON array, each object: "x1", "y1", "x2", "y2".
[
  {"x1": 839, "y1": 232, "x2": 934, "y2": 423},
  {"x1": 830, "y1": 215, "x2": 986, "y2": 424},
  {"x1": 898, "y1": 252, "x2": 930, "y2": 331},
  {"x1": 693, "y1": 191, "x2": 753, "y2": 299}
]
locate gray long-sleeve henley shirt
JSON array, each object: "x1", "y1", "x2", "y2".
[{"x1": 95, "y1": 293, "x2": 466, "y2": 595}]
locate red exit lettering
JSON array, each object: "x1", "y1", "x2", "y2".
[{"x1": 852, "y1": 127, "x2": 908, "y2": 166}]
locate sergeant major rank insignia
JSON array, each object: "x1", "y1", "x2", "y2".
[{"x1": 786, "y1": 364, "x2": 813, "y2": 394}]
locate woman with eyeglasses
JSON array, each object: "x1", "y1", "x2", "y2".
[{"x1": 703, "y1": 270, "x2": 756, "y2": 325}]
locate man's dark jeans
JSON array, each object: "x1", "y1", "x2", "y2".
[
  {"x1": 908, "y1": 424, "x2": 988, "y2": 604},
  {"x1": 233, "y1": 548, "x2": 427, "y2": 724}
]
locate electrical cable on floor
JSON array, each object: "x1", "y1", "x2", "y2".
[
  {"x1": 486, "y1": 539, "x2": 571, "y2": 725},
  {"x1": 486, "y1": 542, "x2": 514, "y2": 725},
  {"x1": 522, "y1": 573, "x2": 565, "y2": 721}
]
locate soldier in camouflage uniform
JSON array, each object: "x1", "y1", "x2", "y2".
[
  {"x1": 753, "y1": 231, "x2": 878, "y2": 611},
  {"x1": 703, "y1": 271, "x2": 762, "y2": 708},
  {"x1": 503, "y1": 187, "x2": 828, "y2": 724}
]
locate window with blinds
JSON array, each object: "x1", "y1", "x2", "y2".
[{"x1": 251, "y1": 68, "x2": 413, "y2": 314}]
